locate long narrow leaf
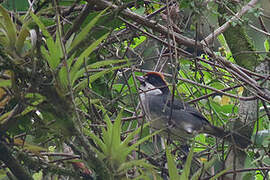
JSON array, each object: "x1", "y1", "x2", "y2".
[
  {"x1": 58, "y1": 66, "x2": 68, "y2": 91},
  {"x1": 117, "y1": 159, "x2": 155, "y2": 173},
  {"x1": 114, "y1": 127, "x2": 159, "y2": 166},
  {"x1": 125, "y1": 130, "x2": 162, "y2": 156},
  {"x1": 99, "y1": 104, "x2": 113, "y2": 150},
  {"x1": 99, "y1": 104, "x2": 112, "y2": 128},
  {"x1": 111, "y1": 109, "x2": 123, "y2": 151},
  {"x1": 210, "y1": 168, "x2": 230, "y2": 180},
  {"x1": 57, "y1": 54, "x2": 76, "y2": 91},
  {"x1": 68, "y1": 8, "x2": 108, "y2": 52},
  {"x1": 73, "y1": 64, "x2": 129, "y2": 92},
  {"x1": 30, "y1": 12, "x2": 61, "y2": 70},
  {"x1": 70, "y1": 33, "x2": 109, "y2": 86},
  {"x1": 55, "y1": 32, "x2": 63, "y2": 59},
  {"x1": 74, "y1": 59, "x2": 127, "y2": 84},
  {"x1": 46, "y1": 37, "x2": 61, "y2": 70},
  {"x1": 83, "y1": 127, "x2": 106, "y2": 154},
  {"x1": 0, "y1": 33, "x2": 9, "y2": 47},
  {"x1": 180, "y1": 144, "x2": 194, "y2": 180},
  {"x1": 166, "y1": 144, "x2": 181, "y2": 180},
  {"x1": 0, "y1": 79, "x2": 11, "y2": 87},
  {"x1": 88, "y1": 59, "x2": 127, "y2": 69},
  {"x1": 191, "y1": 157, "x2": 216, "y2": 180},
  {"x1": 121, "y1": 122, "x2": 150, "y2": 147},
  {"x1": 40, "y1": 46, "x2": 52, "y2": 64},
  {"x1": 0, "y1": 5, "x2": 16, "y2": 48},
  {"x1": 16, "y1": 25, "x2": 30, "y2": 53},
  {"x1": 30, "y1": 12, "x2": 51, "y2": 38}
]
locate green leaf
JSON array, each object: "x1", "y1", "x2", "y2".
[
  {"x1": 2, "y1": 1, "x2": 29, "y2": 11},
  {"x1": 125, "y1": 129, "x2": 161, "y2": 156},
  {"x1": 40, "y1": 46, "x2": 52, "y2": 64},
  {"x1": 252, "y1": 130, "x2": 270, "y2": 147},
  {"x1": 33, "y1": 171, "x2": 43, "y2": 180},
  {"x1": 166, "y1": 144, "x2": 181, "y2": 180},
  {"x1": 210, "y1": 168, "x2": 230, "y2": 180},
  {"x1": 57, "y1": 53, "x2": 76, "y2": 91},
  {"x1": 130, "y1": 36, "x2": 146, "y2": 49},
  {"x1": 65, "y1": 33, "x2": 75, "y2": 50},
  {"x1": 191, "y1": 157, "x2": 216, "y2": 180},
  {"x1": 24, "y1": 92, "x2": 45, "y2": 100},
  {"x1": 83, "y1": 127, "x2": 107, "y2": 154},
  {"x1": 15, "y1": 25, "x2": 30, "y2": 53},
  {"x1": 70, "y1": 32, "x2": 109, "y2": 86},
  {"x1": 0, "y1": 5, "x2": 16, "y2": 48},
  {"x1": 0, "y1": 79, "x2": 11, "y2": 87},
  {"x1": 55, "y1": 32, "x2": 63, "y2": 59},
  {"x1": 30, "y1": 12, "x2": 61, "y2": 70},
  {"x1": 0, "y1": 34, "x2": 9, "y2": 47},
  {"x1": 88, "y1": 59, "x2": 127, "y2": 69},
  {"x1": 111, "y1": 109, "x2": 123, "y2": 150},
  {"x1": 0, "y1": 111, "x2": 11, "y2": 123},
  {"x1": 117, "y1": 159, "x2": 154, "y2": 173},
  {"x1": 121, "y1": 122, "x2": 150, "y2": 147},
  {"x1": 46, "y1": 37, "x2": 61, "y2": 70},
  {"x1": 73, "y1": 64, "x2": 129, "y2": 92},
  {"x1": 210, "y1": 81, "x2": 225, "y2": 90},
  {"x1": 73, "y1": 59, "x2": 126, "y2": 86},
  {"x1": 264, "y1": 39, "x2": 269, "y2": 52},
  {"x1": 30, "y1": 12, "x2": 52, "y2": 38},
  {"x1": 0, "y1": 21, "x2": 9, "y2": 47},
  {"x1": 99, "y1": 104, "x2": 113, "y2": 153},
  {"x1": 68, "y1": 7, "x2": 108, "y2": 52},
  {"x1": 58, "y1": 65, "x2": 68, "y2": 91},
  {"x1": 180, "y1": 144, "x2": 194, "y2": 180},
  {"x1": 20, "y1": 93, "x2": 46, "y2": 116},
  {"x1": 30, "y1": 12, "x2": 51, "y2": 38}
]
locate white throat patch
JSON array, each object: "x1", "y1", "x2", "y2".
[{"x1": 139, "y1": 82, "x2": 162, "y2": 95}]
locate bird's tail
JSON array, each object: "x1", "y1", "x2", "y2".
[{"x1": 204, "y1": 125, "x2": 252, "y2": 149}]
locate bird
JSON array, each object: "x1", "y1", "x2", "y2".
[{"x1": 136, "y1": 71, "x2": 251, "y2": 149}]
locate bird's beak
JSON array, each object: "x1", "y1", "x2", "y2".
[{"x1": 136, "y1": 75, "x2": 145, "y2": 83}]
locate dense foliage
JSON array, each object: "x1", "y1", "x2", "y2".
[{"x1": 0, "y1": 0, "x2": 269, "y2": 179}]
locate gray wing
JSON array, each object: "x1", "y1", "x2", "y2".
[
  {"x1": 162, "y1": 95, "x2": 210, "y2": 124},
  {"x1": 147, "y1": 94, "x2": 210, "y2": 135}
]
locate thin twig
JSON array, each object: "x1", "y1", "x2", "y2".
[{"x1": 202, "y1": 0, "x2": 259, "y2": 44}]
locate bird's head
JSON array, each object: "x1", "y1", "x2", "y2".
[{"x1": 136, "y1": 72, "x2": 170, "y2": 94}]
